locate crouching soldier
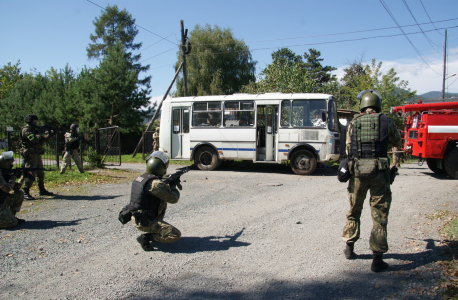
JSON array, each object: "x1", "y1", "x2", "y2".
[
  {"x1": 0, "y1": 151, "x2": 26, "y2": 229},
  {"x1": 119, "y1": 151, "x2": 181, "y2": 251}
]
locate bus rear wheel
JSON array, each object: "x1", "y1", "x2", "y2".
[
  {"x1": 444, "y1": 148, "x2": 458, "y2": 179},
  {"x1": 290, "y1": 150, "x2": 316, "y2": 175},
  {"x1": 195, "y1": 147, "x2": 221, "y2": 171}
]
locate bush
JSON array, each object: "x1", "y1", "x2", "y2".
[{"x1": 85, "y1": 147, "x2": 103, "y2": 168}]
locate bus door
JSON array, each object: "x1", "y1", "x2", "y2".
[
  {"x1": 171, "y1": 107, "x2": 190, "y2": 159},
  {"x1": 256, "y1": 105, "x2": 278, "y2": 161}
]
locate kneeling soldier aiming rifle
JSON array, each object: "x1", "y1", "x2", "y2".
[{"x1": 119, "y1": 151, "x2": 188, "y2": 251}]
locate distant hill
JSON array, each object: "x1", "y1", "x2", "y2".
[{"x1": 418, "y1": 91, "x2": 458, "y2": 99}]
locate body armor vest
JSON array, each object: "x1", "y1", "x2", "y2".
[
  {"x1": 129, "y1": 173, "x2": 161, "y2": 213},
  {"x1": 350, "y1": 113, "x2": 389, "y2": 159},
  {"x1": 66, "y1": 132, "x2": 80, "y2": 150},
  {"x1": 0, "y1": 173, "x2": 12, "y2": 206}
]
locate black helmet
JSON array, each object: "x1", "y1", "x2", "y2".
[
  {"x1": 145, "y1": 151, "x2": 169, "y2": 176},
  {"x1": 357, "y1": 90, "x2": 382, "y2": 112},
  {"x1": 70, "y1": 124, "x2": 79, "y2": 131},
  {"x1": 25, "y1": 114, "x2": 38, "y2": 124},
  {"x1": 0, "y1": 151, "x2": 14, "y2": 170}
]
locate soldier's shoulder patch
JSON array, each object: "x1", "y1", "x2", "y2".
[{"x1": 135, "y1": 176, "x2": 144, "y2": 182}]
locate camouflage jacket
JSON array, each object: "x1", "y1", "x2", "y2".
[
  {"x1": 144, "y1": 178, "x2": 180, "y2": 220},
  {"x1": 20, "y1": 124, "x2": 51, "y2": 150},
  {"x1": 346, "y1": 108, "x2": 401, "y2": 156},
  {"x1": 0, "y1": 174, "x2": 23, "y2": 194}
]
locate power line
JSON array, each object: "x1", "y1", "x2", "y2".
[
  {"x1": 420, "y1": 0, "x2": 443, "y2": 36},
  {"x1": 86, "y1": 0, "x2": 177, "y2": 46},
  {"x1": 379, "y1": 0, "x2": 440, "y2": 75},
  {"x1": 402, "y1": 0, "x2": 440, "y2": 50}
]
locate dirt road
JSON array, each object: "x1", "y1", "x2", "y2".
[{"x1": 1, "y1": 163, "x2": 456, "y2": 299}]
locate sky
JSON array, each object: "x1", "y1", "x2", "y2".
[{"x1": 2, "y1": 0, "x2": 458, "y2": 107}]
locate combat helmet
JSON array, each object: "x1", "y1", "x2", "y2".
[
  {"x1": 70, "y1": 124, "x2": 79, "y2": 132},
  {"x1": 357, "y1": 90, "x2": 382, "y2": 113},
  {"x1": 145, "y1": 151, "x2": 169, "y2": 176},
  {"x1": 24, "y1": 114, "x2": 38, "y2": 124},
  {"x1": 0, "y1": 151, "x2": 14, "y2": 170}
]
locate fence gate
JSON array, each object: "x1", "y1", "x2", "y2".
[{"x1": 96, "y1": 126, "x2": 121, "y2": 166}]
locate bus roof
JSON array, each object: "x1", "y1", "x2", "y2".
[{"x1": 165, "y1": 93, "x2": 334, "y2": 102}]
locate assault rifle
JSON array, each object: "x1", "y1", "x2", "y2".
[
  {"x1": 79, "y1": 134, "x2": 94, "y2": 148},
  {"x1": 40, "y1": 125, "x2": 65, "y2": 136},
  {"x1": 1, "y1": 167, "x2": 45, "y2": 182},
  {"x1": 161, "y1": 167, "x2": 189, "y2": 190}
]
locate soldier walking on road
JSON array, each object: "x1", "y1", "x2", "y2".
[
  {"x1": 118, "y1": 151, "x2": 181, "y2": 251},
  {"x1": 20, "y1": 114, "x2": 54, "y2": 200},
  {"x1": 152, "y1": 128, "x2": 160, "y2": 152},
  {"x1": 60, "y1": 124, "x2": 84, "y2": 174},
  {"x1": 0, "y1": 151, "x2": 26, "y2": 229},
  {"x1": 342, "y1": 90, "x2": 401, "y2": 272}
]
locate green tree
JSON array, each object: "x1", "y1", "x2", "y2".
[
  {"x1": 87, "y1": 4, "x2": 150, "y2": 85},
  {"x1": 0, "y1": 61, "x2": 24, "y2": 100},
  {"x1": 303, "y1": 48, "x2": 337, "y2": 87},
  {"x1": 174, "y1": 24, "x2": 256, "y2": 96},
  {"x1": 92, "y1": 41, "x2": 150, "y2": 131}
]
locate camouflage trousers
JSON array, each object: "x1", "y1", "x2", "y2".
[
  {"x1": 132, "y1": 212, "x2": 181, "y2": 243},
  {"x1": 60, "y1": 149, "x2": 84, "y2": 173},
  {"x1": 342, "y1": 170, "x2": 392, "y2": 253},
  {"x1": 22, "y1": 153, "x2": 45, "y2": 188},
  {"x1": 0, "y1": 190, "x2": 25, "y2": 229}
]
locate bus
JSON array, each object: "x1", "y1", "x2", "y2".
[{"x1": 158, "y1": 93, "x2": 341, "y2": 175}]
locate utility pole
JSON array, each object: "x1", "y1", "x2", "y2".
[
  {"x1": 181, "y1": 20, "x2": 190, "y2": 96},
  {"x1": 442, "y1": 29, "x2": 447, "y2": 100}
]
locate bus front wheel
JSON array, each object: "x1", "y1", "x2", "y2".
[
  {"x1": 195, "y1": 147, "x2": 221, "y2": 171},
  {"x1": 290, "y1": 150, "x2": 316, "y2": 175}
]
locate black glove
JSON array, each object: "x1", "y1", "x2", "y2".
[{"x1": 14, "y1": 169, "x2": 22, "y2": 178}]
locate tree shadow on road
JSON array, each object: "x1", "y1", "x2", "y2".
[
  {"x1": 8, "y1": 218, "x2": 88, "y2": 230},
  {"x1": 51, "y1": 194, "x2": 124, "y2": 201},
  {"x1": 155, "y1": 228, "x2": 250, "y2": 254}
]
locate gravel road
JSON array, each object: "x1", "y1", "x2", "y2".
[{"x1": 1, "y1": 162, "x2": 457, "y2": 299}]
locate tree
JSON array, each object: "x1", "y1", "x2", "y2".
[
  {"x1": 92, "y1": 41, "x2": 150, "y2": 131},
  {"x1": 174, "y1": 24, "x2": 256, "y2": 96},
  {"x1": 0, "y1": 61, "x2": 24, "y2": 100},
  {"x1": 303, "y1": 48, "x2": 337, "y2": 87},
  {"x1": 87, "y1": 5, "x2": 150, "y2": 84}
]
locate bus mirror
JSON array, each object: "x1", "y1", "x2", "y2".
[{"x1": 321, "y1": 111, "x2": 327, "y2": 122}]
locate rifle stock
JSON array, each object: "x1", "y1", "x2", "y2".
[{"x1": 1, "y1": 167, "x2": 46, "y2": 182}]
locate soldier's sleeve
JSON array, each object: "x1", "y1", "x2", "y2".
[
  {"x1": 345, "y1": 121, "x2": 353, "y2": 156},
  {"x1": 388, "y1": 119, "x2": 402, "y2": 148},
  {"x1": 147, "y1": 179, "x2": 180, "y2": 204},
  {"x1": 22, "y1": 127, "x2": 43, "y2": 145},
  {"x1": 0, "y1": 174, "x2": 16, "y2": 193}
]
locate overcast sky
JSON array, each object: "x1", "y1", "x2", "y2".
[{"x1": 2, "y1": 0, "x2": 458, "y2": 107}]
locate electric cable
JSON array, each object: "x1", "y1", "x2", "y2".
[{"x1": 420, "y1": 0, "x2": 444, "y2": 36}]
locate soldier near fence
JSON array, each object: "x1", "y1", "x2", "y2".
[
  {"x1": 118, "y1": 151, "x2": 181, "y2": 251},
  {"x1": 0, "y1": 151, "x2": 26, "y2": 229},
  {"x1": 342, "y1": 90, "x2": 401, "y2": 273},
  {"x1": 20, "y1": 114, "x2": 54, "y2": 200},
  {"x1": 60, "y1": 124, "x2": 84, "y2": 174},
  {"x1": 152, "y1": 128, "x2": 160, "y2": 152}
]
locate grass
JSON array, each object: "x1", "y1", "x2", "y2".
[{"x1": 120, "y1": 154, "x2": 194, "y2": 166}]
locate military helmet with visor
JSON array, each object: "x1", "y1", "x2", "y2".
[
  {"x1": 145, "y1": 151, "x2": 169, "y2": 176},
  {"x1": 25, "y1": 114, "x2": 38, "y2": 124},
  {"x1": 357, "y1": 90, "x2": 382, "y2": 113},
  {"x1": 0, "y1": 151, "x2": 15, "y2": 170}
]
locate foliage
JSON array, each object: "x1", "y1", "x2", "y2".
[
  {"x1": 0, "y1": 61, "x2": 24, "y2": 100},
  {"x1": 174, "y1": 24, "x2": 256, "y2": 96},
  {"x1": 86, "y1": 147, "x2": 103, "y2": 168},
  {"x1": 241, "y1": 47, "x2": 337, "y2": 94}
]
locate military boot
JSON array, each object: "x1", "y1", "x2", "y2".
[
  {"x1": 344, "y1": 242, "x2": 356, "y2": 259},
  {"x1": 371, "y1": 251, "x2": 389, "y2": 272},
  {"x1": 38, "y1": 183, "x2": 54, "y2": 196},
  {"x1": 137, "y1": 234, "x2": 155, "y2": 251},
  {"x1": 22, "y1": 188, "x2": 35, "y2": 200}
]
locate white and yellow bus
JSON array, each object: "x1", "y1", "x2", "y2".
[{"x1": 158, "y1": 93, "x2": 341, "y2": 175}]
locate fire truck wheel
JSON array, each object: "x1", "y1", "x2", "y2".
[
  {"x1": 290, "y1": 150, "x2": 317, "y2": 175},
  {"x1": 444, "y1": 148, "x2": 458, "y2": 179},
  {"x1": 426, "y1": 158, "x2": 447, "y2": 174},
  {"x1": 195, "y1": 146, "x2": 221, "y2": 171}
]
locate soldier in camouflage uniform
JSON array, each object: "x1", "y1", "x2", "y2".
[
  {"x1": 0, "y1": 151, "x2": 26, "y2": 229},
  {"x1": 60, "y1": 124, "x2": 84, "y2": 174},
  {"x1": 342, "y1": 90, "x2": 401, "y2": 273},
  {"x1": 152, "y1": 128, "x2": 160, "y2": 152},
  {"x1": 119, "y1": 151, "x2": 181, "y2": 251},
  {"x1": 20, "y1": 114, "x2": 54, "y2": 200}
]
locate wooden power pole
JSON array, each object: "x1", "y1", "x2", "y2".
[
  {"x1": 181, "y1": 20, "x2": 189, "y2": 96},
  {"x1": 442, "y1": 29, "x2": 447, "y2": 100}
]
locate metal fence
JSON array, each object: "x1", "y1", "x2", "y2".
[
  {"x1": 142, "y1": 131, "x2": 155, "y2": 160},
  {"x1": 96, "y1": 126, "x2": 121, "y2": 166}
]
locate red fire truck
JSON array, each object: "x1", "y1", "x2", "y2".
[{"x1": 391, "y1": 101, "x2": 458, "y2": 179}]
